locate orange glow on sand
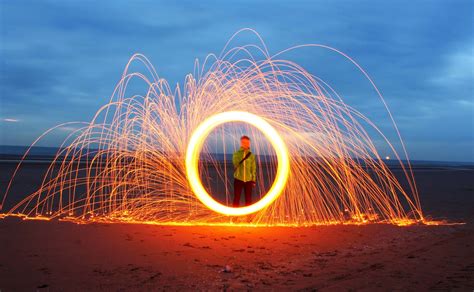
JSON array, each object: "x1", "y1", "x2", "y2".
[{"x1": 1, "y1": 29, "x2": 434, "y2": 227}]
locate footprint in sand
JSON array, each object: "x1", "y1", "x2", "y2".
[{"x1": 38, "y1": 267, "x2": 51, "y2": 275}]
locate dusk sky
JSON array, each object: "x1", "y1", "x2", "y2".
[{"x1": 0, "y1": 0, "x2": 473, "y2": 162}]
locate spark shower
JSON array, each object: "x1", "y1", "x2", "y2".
[{"x1": 1, "y1": 30, "x2": 426, "y2": 226}]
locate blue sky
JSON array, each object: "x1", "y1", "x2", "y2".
[{"x1": 0, "y1": 0, "x2": 473, "y2": 161}]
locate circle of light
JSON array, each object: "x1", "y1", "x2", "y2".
[{"x1": 185, "y1": 111, "x2": 290, "y2": 216}]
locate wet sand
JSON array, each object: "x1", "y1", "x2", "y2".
[
  {"x1": 0, "y1": 163, "x2": 473, "y2": 290},
  {"x1": 0, "y1": 219, "x2": 472, "y2": 291}
]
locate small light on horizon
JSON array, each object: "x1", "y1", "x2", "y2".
[{"x1": 385, "y1": 156, "x2": 390, "y2": 160}]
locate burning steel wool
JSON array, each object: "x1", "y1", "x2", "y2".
[{"x1": 1, "y1": 30, "x2": 426, "y2": 226}]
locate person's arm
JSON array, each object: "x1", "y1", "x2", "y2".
[{"x1": 232, "y1": 151, "x2": 239, "y2": 168}]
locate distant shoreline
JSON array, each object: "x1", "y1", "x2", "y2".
[{"x1": 1, "y1": 145, "x2": 473, "y2": 167}]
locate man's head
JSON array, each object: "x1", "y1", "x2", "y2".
[{"x1": 240, "y1": 135, "x2": 251, "y2": 150}]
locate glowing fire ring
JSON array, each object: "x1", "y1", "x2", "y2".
[{"x1": 185, "y1": 111, "x2": 290, "y2": 216}]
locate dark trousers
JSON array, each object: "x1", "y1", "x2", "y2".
[{"x1": 233, "y1": 179, "x2": 253, "y2": 207}]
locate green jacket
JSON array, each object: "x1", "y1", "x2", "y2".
[{"x1": 233, "y1": 147, "x2": 256, "y2": 182}]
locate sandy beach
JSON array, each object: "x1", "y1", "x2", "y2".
[
  {"x1": 0, "y1": 218, "x2": 472, "y2": 291},
  {"x1": 1, "y1": 162, "x2": 473, "y2": 290}
]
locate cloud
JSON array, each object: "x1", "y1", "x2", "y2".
[
  {"x1": 2, "y1": 118, "x2": 19, "y2": 123},
  {"x1": 430, "y1": 40, "x2": 474, "y2": 90}
]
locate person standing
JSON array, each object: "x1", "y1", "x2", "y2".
[{"x1": 232, "y1": 135, "x2": 256, "y2": 207}]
